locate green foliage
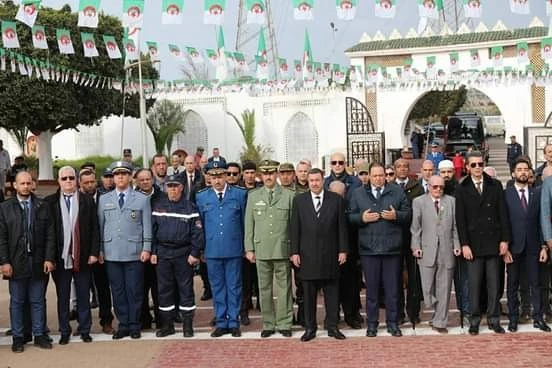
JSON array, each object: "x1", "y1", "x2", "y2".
[
  {"x1": 408, "y1": 86, "x2": 468, "y2": 123},
  {"x1": 146, "y1": 100, "x2": 187, "y2": 155},
  {"x1": 227, "y1": 109, "x2": 272, "y2": 164},
  {"x1": 52, "y1": 155, "x2": 141, "y2": 177}
]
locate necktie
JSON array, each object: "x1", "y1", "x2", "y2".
[
  {"x1": 187, "y1": 175, "x2": 193, "y2": 200},
  {"x1": 22, "y1": 201, "x2": 30, "y2": 253},
  {"x1": 434, "y1": 200, "x2": 440, "y2": 214},
  {"x1": 424, "y1": 183, "x2": 428, "y2": 193},
  {"x1": 520, "y1": 189, "x2": 528, "y2": 211},
  {"x1": 400, "y1": 182, "x2": 405, "y2": 189},
  {"x1": 315, "y1": 196, "x2": 321, "y2": 217},
  {"x1": 118, "y1": 192, "x2": 125, "y2": 209},
  {"x1": 218, "y1": 192, "x2": 223, "y2": 202},
  {"x1": 64, "y1": 195, "x2": 71, "y2": 212},
  {"x1": 268, "y1": 190, "x2": 273, "y2": 205},
  {"x1": 376, "y1": 187, "x2": 382, "y2": 199},
  {"x1": 475, "y1": 181, "x2": 482, "y2": 195}
]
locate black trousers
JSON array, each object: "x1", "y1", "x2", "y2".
[
  {"x1": 141, "y1": 261, "x2": 159, "y2": 326},
  {"x1": 507, "y1": 251, "x2": 543, "y2": 322},
  {"x1": 157, "y1": 256, "x2": 195, "y2": 324},
  {"x1": 91, "y1": 262, "x2": 113, "y2": 326},
  {"x1": 338, "y1": 255, "x2": 361, "y2": 320},
  {"x1": 241, "y1": 258, "x2": 255, "y2": 314},
  {"x1": 467, "y1": 256, "x2": 501, "y2": 326},
  {"x1": 302, "y1": 279, "x2": 339, "y2": 331}
]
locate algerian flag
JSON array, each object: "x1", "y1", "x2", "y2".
[
  {"x1": 255, "y1": 55, "x2": 268, "y2": 80},
  {"x1": 334, "y1": 65, "x2": 346, "y2": 84},
  {"x1": 169, "y1": 44, "x2": 183, "y2": 59},
  {"x1": 294, "y1": 0, "x2": 314, "y2": 21},
  {"x1": 56, "y1": 28, "x2": 74, "y2": 54},
  {"x1": 81, "y1": 32, "x2": 99, "y2": 57},
  {"x1": 449, "y1": 52, "x2": 459, "y2": 72},
  {"x1": 16, "y1": 1, "x2": 41, "y2": 28},
  {"x1": 336, "y1": 0, "x2": 357, "y2": 20},
  {"x1": 257, "y1": 26, "x2": 267, "y2": 60},
  {"x1": 234, "y1": 52, "x2": 247, "y2": 71},
  {"x1": 247, "y1": 0, "x2": 266, "y2": 24},
  {"x1": 32, "y1": 25, "x2": 48, "y2": 49},
  {"x1": 78, "y1": 0, "x2": 100, "y2": 28},
  {"x1": 186, "y1": 46, "x2": 204, "y2": 64},
  {"x1": 216, "y1": 26, "x2": 228, "y2": 80},
  {"x1": 470, "y1": 49, "x2": 480, "y2": 67},
  {"x1": 418, "y1": 0, "x2": 442, "y2": 19},
  {"x1": 146, "y1": 41, "x2": 160, "y2": 62},
  {"x1": 225, "y1": 51, "x2": 236, "y2": 69},
  {"x1": 123, "y1": 30, "x2": 138, "y2": 61},
  {"x1": 323, "y1": 62, "x2": 331, "y2": 78},
  {"x1": 542, "y1": 38, "x2": 552, "y2": 60},
  {"x1": 123, "y1": 0, "x2": 144, "y2": 28},
  {"x1": 464, "y1": 0, "x2": 482, "y2": 18},
  {"x1": 491, "y1": 46, "x2": 503, "y2": 67},
  {"x1": 375, "y1": 0, "x2": 396, "y2": 18},
  {"x1": 293, "y1": 59, "x2": 302, "y2": 79},
  {"x1": 2, "y1": 21, "x2": 20, "y2": 49},
  {"x1": 205, "y1": 48, "x2": 218, "y2": 65},
  {"x1": 509, "y1": 0, "x2": 529, "y2": 14},
  {"x1": 313, "y1": 62, "x2": 324, "y2": 80},
  {"x1": 426, "y1": 56, "x2": 436, "y2": 78},
  {"x1": 304, "y1": 61, "x2": 314, "y2": 80},
  {"x1": 204, "y1": 0, "x2": 226, "y2": 25},
  {"x1": 103, "y1": 35, "x2": 122, "y2": 59},
  {"x1": 162, "y1": 0, "x2": 184, "y2": 25},
  {"x1": 279, "y1": 57, "x2": 289, "y2": 76},
  {"x1": 302, "y1": 29, "x2": 312, "y2": 80},
  {"x1": 517, "y1": 41, "x2": 529, "y2": 64}
]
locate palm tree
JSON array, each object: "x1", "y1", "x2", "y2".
[
  {"x1": 227, "y1": 109, "x2": 272, "y2": 163},
  {"x1": 146, "y1": 100, "x2": 188, "y2": 155}
]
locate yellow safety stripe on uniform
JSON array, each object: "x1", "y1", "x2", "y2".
[
  {"x1": 159, "y1": 305, "x2": 176, "y2": 311},
  {"x1": 179, "y1": 305, "x2": 197, "y2": 311},
  {"x1": 152, "y1": 212, "x2": 200, "y2": 219}
]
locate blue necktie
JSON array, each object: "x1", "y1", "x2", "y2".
[
  {"x1": 64, "y1": 195, "x2": 71, "y2": 212},
  {"x1": 376, "y1": 187, "x2": 382, "y2": 199},
  {"x1": 22, "y1": 201, "x2": 30, "y2": 253},
  {"x1": 118, "y1": 192, "x2": 125, "y2": 209}
]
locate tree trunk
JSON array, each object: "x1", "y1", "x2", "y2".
[{"x1": 37, "y1": 130, "x2": 55, "y2": 180}]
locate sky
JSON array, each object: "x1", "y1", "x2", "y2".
[{"x1": 35, "y1": 1, "x2": 549, "y2": 80}]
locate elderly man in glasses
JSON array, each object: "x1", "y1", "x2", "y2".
[
  {"x1": 455, "y1": 151, "x2": 510, "y2": 335},
  {"x1": 324, "y1": 152, "x2": 361, "y2": 201},
  {"x1": 411, "y1": 175, "x2": 461, "y2": 333}
]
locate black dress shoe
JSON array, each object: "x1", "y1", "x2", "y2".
[
  {"x1": 200, "y1": 289, "x2": 212, "y2": 301},
  {"x1": 366, "y1": 328, "x2": 377, "y2": 337},
  {"x1": 328, "y1": 328, "x2": 346, "y2": 340},
  {"x1": 279, "y1": 330, "x2": 292, "y2": 337},
  {"x1": 210, "y1": 317, "x2": 216, "y2": 327},
  {"x1": 211, "y1": 327, "x2": 229, "y2": 338},
  {"x1": 156, "y1": 326, "x2": 176, "y2": 338},
  {"x1": 345, "y1": 319, "x2": 362, "y2": 329},
  {"x1": 387, "y1": 325, "x2": 402, "y2": 337},
  {"x1": 11, "y1": 342, "x2": 24, "y2": 353},
  {"x1": 112, "y1": 330, "x2": 129, "y2": 340},
  {"x1": 34, "y1": 335, "x2": 53, "y2": 349},
  {"x1": 80, "y1": 334, "x2": 93, "y2": 343},
  {"x1": 45, "y1": 334, "x2": 53, "y2": 343},
  {"x1": 260, "y1": 329, "x2": 274, "y2": 338},
  {"x1": 130, "y1": 331, "x2": 141, "y2": 339},
  {"x1": 69, "y1": 309, "x2": 78, "y2": 321},
  {"x1": 534, "y1": 320, "x2": 552, "y2": 332},
  {"x1": 468, "y1": 325, "x2": 479, "y2": 335},
  {"x1": 241, "y1": 313, "x2": 250, "y2": 326},
  {"x1": 5, "y1": 329, "x2": 12, "y2": 336},
  {"x1": 507, "y1": 321, "x2": 518, "y2": 332},
  {"x1": 23, "y1": 335, "x2": 32, "y2": 344},
  {"x1": 59, "y1": 335, "x2": 70, "y2": 345},
  {"x1": 300, "y1": 329, "x2": 316, "y2": 342},
  {"x1": 488, "y1": 324, "x2": 505, "y2": 334},
  {"x1": 230, "y1": 328, "x2": 241, "y2": 337}
]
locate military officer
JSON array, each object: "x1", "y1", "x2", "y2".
[
  {"x1": 278, "y1": 163, "x2": 297, "y2": 192},
  {"x1": 245, "y1": 160, "x2": 295, "y2": 338},
  {"x1": 196, "y1": 162, "x2": 247, "y2": 338}
]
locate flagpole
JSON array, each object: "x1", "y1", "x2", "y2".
[{"x1": 137, "y1": 29, "x2": 148, "y2": 168}]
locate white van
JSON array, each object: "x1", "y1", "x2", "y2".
[{"x1": 483, "y1": 116, "x2": 505, "y2": 137}]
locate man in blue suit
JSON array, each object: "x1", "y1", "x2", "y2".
[
  {"x1": 97, "y1": 161, "x2": 152, "y2": 340},
  {"x1": 196, "y1": 162, "x2": 247, "y2": 338},
  {"x1": 426, "y1": 142, "x2": 445, "y2": 171},
  {"x1": 505, "y1": 158, "x2": 550, "y2": 332}
]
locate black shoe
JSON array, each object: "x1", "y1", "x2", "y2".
[
  {"x1": 261, "y1": 329, "x2": 274, "y2": 338},
  {"x1": 387, "y1": 324, "x2": 402, "y2": 337},
  {"x1": 488, "y1": 324, "x2": 505, "y2": 334},
  {"x1": 183, "y1": 318, "x2": 194, "y2": 338},
  {"x1": 469, "y1": 325, "x2": 479, "y2": 335},
  {"x1": 23, "y1": 334, "x2": 32, "y2": 344},
  {"x1": 156, "y1": 326, "x2": 175, "y2": 338},
  {"x1": 300, "y1": 329, "x2": 316, "y2": 342},
  {"x1": 69, "y1": 309, "x2": 78, "y2": 321},
  {"x1": 5, "y1": 329, "x2": 12, "y2": 336},
  {"x1": 59, "y1": 335, "x2": 70, "y2": 345},
  {"x1": 200, "y1": 289, "x2": 212, "y2": 301},
  {"x1": 44, "y1": 334, "x2": 53, "y2": 343},
  {"x1": 80, "y1": 334, "x2": 93, "y2": 343},
  {"x1": 11, "y1": 341, "x2": 24, "y2": 353},
  {"x1": 210, "y1": 317, "x2": 216, "y2": 327},
  {"x1": 130, "y1": 331, "x2": 141, "y2": 339},
  {"x1": 34, "y1": 335, "x2": 53, "y2": 349},
  {"x1": 507, "y1": 321, "x2": 518, "y2": 333},
  {"x1": 279, "y1": 329, "x2": 292, "y2": 337},
  {"x1": 211, "y1": 327, "x2": 229, "y2": 338},
  {"x1": 534, "y1": 320, "x2": 552, "y2": 332},
  {"x1": 328, "y1": 328, "x2": 346, "y2": 340},
  {"x1": 366, "y1": 328, "x2": 377, "y2": 337},
  {"x1": 112, "y1": 330, "x2": 129, "y2": 340},
  {"x1": 241, "y1": 313, "x2": 250, "y2": 326},
  {"x1": 345, "y1": 318, "x2": 362, "y2": 329},
  {"x1": 230, "y1": 328, "x2": 241, "y2": 337}
]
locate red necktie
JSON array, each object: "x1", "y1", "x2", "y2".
[{"x1": 520, "y1": 189, "x2": 527, "y2": 212}]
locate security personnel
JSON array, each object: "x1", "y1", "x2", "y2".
[
  {"x1": 151, "y1": 175, "x2": 204, "y2": 338},
  {"x1": 196, "y1": 162, "x2": 247, "y2": 338},
  {"x1": 97, "y1": 161, "x2": 152, "y2": 340},
  {"x1": 278, "y1": 163, "x2": 297, "y2": 192},
  {"x1": 245, "y1": 160, "x2": 294, "y2": 338}
]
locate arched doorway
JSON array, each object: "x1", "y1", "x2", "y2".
[
  {"x1": 172, "y1": 110, "x2": 208, "y2": 155},
  {"x1": 284, "y1": 112, "x2": 318, "y2": 165}
]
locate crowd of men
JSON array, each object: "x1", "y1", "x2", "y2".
[{"x1": 1, "y1": 143, "x2": 552, "y2": 353}]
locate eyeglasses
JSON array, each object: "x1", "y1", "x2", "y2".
[
  {"x1": 431, "y1": 185, "x2": 445, "y2": 190},
  {"x1": 60, "y1": 176, "x2": 75, "y2": 181},
  {"x1": 227, "y1": 172, "x2": 240, "y2": 177},
  {"x1": 469, "y1": 162, "x2": 484, "y2": 168},
  {"x1": 331, "y1": 160, "x2": 345, "y2": 166},
  {"x1": 385, "y1": 172, "x2": 395, "y2": 176}
]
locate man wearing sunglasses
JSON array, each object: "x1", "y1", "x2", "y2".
[
  {"x1": 455, "y1": 151, "x2": 510, "y2": 335},
  {"x1": 323, "y1": 152, "x2": 361, "y2": 201},
  {"x1": 226, "y1": 163, "x2": 242, "y2": 186}
]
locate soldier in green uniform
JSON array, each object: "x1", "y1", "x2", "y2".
[
  {"x1": 245, "y1": 160, "x2": 294, "y2": 338},
  {"x1": 278, "y1": 163, "x2": 297, "y2": 192}
]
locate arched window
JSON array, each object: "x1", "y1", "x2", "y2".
[
  {"x1": 172, "y1": 110, "x2": 208, "y2": 154},
  {"x1": 284, "y1": 112, "x2": 318, "y2": 165}
]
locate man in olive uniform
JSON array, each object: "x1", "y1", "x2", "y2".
[
  {"x1": 279, "y1": 163, "x2": 297, "y2": 192},
  {"x1": 245, "y1": 160, "x2": 295, "y2": 338}
]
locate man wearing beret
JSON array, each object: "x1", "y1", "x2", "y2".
[
  {"x1": 278, "y1": 163, "x2": 296, "y2": 192},
  {"x1": 245, "y1": 160, "x2": 295, "y2": 337},
  {"x1": 97, "y1": 161, "x2": 152, "y2": 340},
  {"x1": 196, "y1": 162, "x2": 247, "y2": 337}
]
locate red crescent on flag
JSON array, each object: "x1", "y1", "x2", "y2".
[
  {"x1": 295, "y1": 64, "x2": 302, "y2": 71},
  {"x1": 424, "y1": 0, "x2": 435, "y2": 9},
  {"x1": 128, "y1": 6, "x2": 141, "y2": 18},
  {"x1": 107, "y1": 41, "x2": 116, "y2": 50},
  {"x1": 149, "y1": 47, "x2": 158, "y2": 55},
  {"x1": 544, "y1": 45, "x2": 551, "y2": 53},
  {"x1": 4, "y1": 29, "x2": 15, "y2": 39},
  {"x1": 126, "y1": 44, "x2": 136, "y2": 52},
  {"x1": 298, "y1": 3, "x2": 311, "y2": 11},
  {"x1": 167, "y1": 5, "x2": 180, "y2": 15},
  {"x1": 34, "y1": 30, "x2": 45, "y2": 40},
  {"x1": 24, "y1": 4, "x2": 36, "y2": 16},
  {"x1": 340, "y1": 1, "x2": 353, "y2": 9},
  {"x1": 85, "y1": 40, "x2": 95, "y2": 49},
  {"x1": 281, "y1": 63, "x2": 288, "y2": 71},
  {"x1": 209, "y1": 5, "x2": 223, "y2": 15},
  {"x1": 380, "y1": 0, "x2": 392, "y2": 9},
  {"x1": 83, "y1": 6, "x2": 97, "y2": 16},
  {"x1": 468, "y1": 0, "x2": 480, "y2": 8},
  {"x1": 251, "y1": 4, "x2": 264, "y2": 13}
]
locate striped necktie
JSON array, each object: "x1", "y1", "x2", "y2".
[{"x1": 315, "y1": 196, "x2": 321, "y2": 217}]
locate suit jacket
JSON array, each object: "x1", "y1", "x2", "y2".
[
  {"x1": 182, "y1": 169, "x2": 203, "y2": 203},
  {"x1": 244, "y1": 185, "x2": 294, "y2": 260},
  {"x1": 540, "y1": 176, "x2": 552, "y2": 241},
  {"x1": 505, "y1": 185, "x2": 543, "y2": 256},
  {"x1": 455, "y1": 173, "x2": 510, "y2": 256},
  {"x1": 290, "y1": 191, "x2": 348, "y2": 280},
  {"x1": 45, "y1": 190, "x2": 100, "y2": 267},
  {"x1": 410, "y1": 194, "x2": 460, "y2": 269},
  {"x1": 97, "y1": 189, "x2": 152, "y2": 262}
]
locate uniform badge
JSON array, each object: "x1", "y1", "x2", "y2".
[
  {"x1": 130, "y1": 210, "x2": 137, "y2": 220},
  {"x1": 195, "y1": 220, "x2": 203, "y2": 229}
]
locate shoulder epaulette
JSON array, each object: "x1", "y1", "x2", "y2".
[{"x1": 197, "y1": 187, "x2": 210, "y2": 194}]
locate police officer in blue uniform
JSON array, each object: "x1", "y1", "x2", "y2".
[
  {"x1": 151, "y1": 174, "x2": 204, "y2": 338},
  {"x1": 196, "y1": 162, "x2": 247, "y2": 338}
]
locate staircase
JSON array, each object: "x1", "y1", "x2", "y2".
[{"x1": 486, "y1": 137, "x2": 510, "y2": 186}]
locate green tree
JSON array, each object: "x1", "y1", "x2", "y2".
[
  {"x1": 0, "y1": 2, "x2": 158, "y2": 179},
  {"x1": 227, "y1": 109, "x2": 272, "y2": 163},
  {"x1": 408, "y1": 86, "x2": 468, "y2": 123},
  {"x1": 146, "y1": 100, "x2": 187, "y2": 155}
]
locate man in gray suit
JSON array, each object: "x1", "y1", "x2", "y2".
[
  {"x1": 97, "y1": 161, "x2": 152, "y2": 340},
  {"x1": 411, "y1": 175, "x2": 461, "y2": 333}
]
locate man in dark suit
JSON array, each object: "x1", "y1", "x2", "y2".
[
  {"x1": 183, "y1": 155, "x2": 203, "y2": 202},
  {"x1": 207, "y1": 147, "x2": 227, "y2": 168},
  {"x1": 455, "y1": 151, "x2": 510, "y2": 335},
  {"x1": 504, "y1": 158, "x2": 550, "y2": 332},
  {"x1": 45, "y1": 166, "x2": 100, "y2": 344},
  {"x1": 290, "y1": 168, "x2": 348, "y2": 342}
]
